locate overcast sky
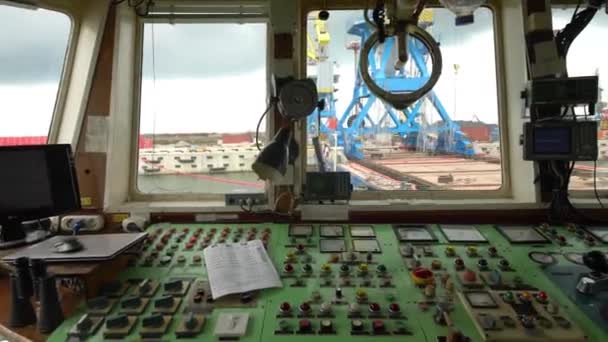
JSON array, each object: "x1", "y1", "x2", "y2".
[{"x1": 0, "y1": 4, "x2": 606, "y2": 137}]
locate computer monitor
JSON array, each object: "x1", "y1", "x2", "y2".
[{"x1": 0, "y1": 144, "x2": 81, "y2": 248}]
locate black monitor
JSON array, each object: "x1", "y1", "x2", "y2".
[{"x1": 0, "y1": 144, "x2": 81, "y2": 248}]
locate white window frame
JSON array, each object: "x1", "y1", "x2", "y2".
[
  {"x1": 551, "y1": 0, "x2": 608, "y2": 201},
  {"x1": 1, "y1": 0, "x2": 112, "y2": 150},
  {"x1": 105, "y1": 0, "x2": 272, "y2": 211},
  {"x1": 42, "y1": 0, "x2": 112, "y2": 147},
  {"x1": 299, "y1": 0, "x2": 525, "y2": 205}
]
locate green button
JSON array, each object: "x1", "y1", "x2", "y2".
[
  {"x1": 279, "y1": 320, "x2": 290, "y2": 330},
  {"x1": 377, "y1": 264, "x2": 387, "y2": 273}
]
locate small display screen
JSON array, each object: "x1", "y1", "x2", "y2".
[
  {"x1": 534, "y1": 127, "x2": 571, "y2": 154},
  {"x1": 350, "y1": 225, "x2": 376, "y2": 238},
  {"x1": 319, "y1": 239, "x2": 346, "y2": 253},
  {"x1": 352, "y1": 239, "x2": 381, "y2": 253},
  {"x1": 320, "y1": 225, "x2": 344, "y2": 237},
  {"x1": 584, "y1": 226, "x2": 608, "y2": 243},
  {"x1": 394, "y1": 225, "x2": 436, "y2": 242},
  {"x1": 289, "y1": 225, "x2": 314, "y2": 237},
  {"x1": 465, "y1": 291, "x2": 498, "y2": 308},
  {"x1": 440, "y1": 225, "x2": 487, "y2": 243},
  {"x1": 496, "y1": 225, "x2": 549, "y2": 244}
]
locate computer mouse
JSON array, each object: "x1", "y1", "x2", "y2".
[{"x1": 53, "y1": 237, "x2": 84, "y2": 253}]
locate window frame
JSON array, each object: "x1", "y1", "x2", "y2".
[
  {"x1": 550, "y1": 0, "x2": 608, "y2": 199},
  {"x1": 128, "y1": 8, "x2": 271, "y2": 202},
  {"x1": 299, "y1": 0, "x2": 512, "y2": 201},
  {"x1": 0, "y1": 1, "x2": 76, "y2": 145}
]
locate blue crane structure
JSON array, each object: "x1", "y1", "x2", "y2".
[{"x1": 308, "y1": 20, "x2": 475, "y2": 161}]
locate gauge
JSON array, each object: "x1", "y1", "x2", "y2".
[
  {"x1": 564, "y1": 252, "x2": 585, "y2": 265},
  {"x1": 528, "y1": 252, "x2": 556, "y2": 265}
]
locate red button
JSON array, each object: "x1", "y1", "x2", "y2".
[
  {"x1": 372, "y1": 320, "x2": 385, "y2": 332},
  {"x1": 284, "y1": 264, "x2": 294, "y2": 273},
  {"x1": 537, "y1": 291, "x2": 548, "y2": 302},
  {"x1": 413, "y1": 267, "x2": 433, "y2": 279},
  {"x1": 280, "y1": 302, "x2": 291, "y2": 312},
  {"x1": 299, "y1": 319, "x2": 312, "y2": 331},
  {"x1": 464, "y1": 269, "x2": 477, "y2": 282},
  {"x1": 297, "y1": 244, "x2": 305, "y2": 251},
  {"x1": 299, "y1": 302, "x2": 311, "y2": 312},
  {"x1": 190, "y1": 237, "x2": 198, "y2": 243},
  {"x1": 185, "y1": 242, "x2": 194, "y2": 250},
  {"x1": 389, "y1": 303, "x2": 400, "y2": 313},
  {"x1": 369, "y1": 303, "x2": 381, "y2": 312}
]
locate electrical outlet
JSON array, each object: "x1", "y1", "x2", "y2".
[
  {"x1": 60, "y1": 215, "x2": 105, "y2": 232},
  {"x1": 225, "y1": 193, "x2": 268, "y2": 207}
]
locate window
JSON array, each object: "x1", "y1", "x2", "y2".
[
  {"x1": 552, "y1": 7, "x2": 608, "y2": 191},
  {"x1": 306, "y1": 8, "x2": 502, "y2": 193},
  {"x1": 136, "y1": 21, "x2": 267, "y2": 195},
  {"x1": 0, "y1": 5, "x2": 71, "y2": 146}
]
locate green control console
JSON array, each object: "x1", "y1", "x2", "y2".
[{"x1": 48, "y1": 223, "x2": 608, "y2": 341}]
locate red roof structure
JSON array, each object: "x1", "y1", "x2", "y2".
[{"x1": 222, "y1": 133, "x2": 252, "y2": 144}]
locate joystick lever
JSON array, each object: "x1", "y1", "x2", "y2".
[{"x1": 576, "y1": 251, "x2": 608, "y2": 295}]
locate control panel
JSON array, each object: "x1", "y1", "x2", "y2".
[{"x1": 48, "y1": 223, "x2": 608, "y2": 341}]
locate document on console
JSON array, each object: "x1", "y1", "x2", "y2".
[{"x1": 203, "y1": 239, "x2": 282, "y2": 299}]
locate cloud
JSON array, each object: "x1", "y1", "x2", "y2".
[
  {"x1": 141, "y1": 22, "x2": 267, "y2": 79},
  {"x1": 0, "y1": 5, "x2": 71, "y2": 83}
]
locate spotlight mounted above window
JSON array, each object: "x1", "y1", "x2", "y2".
[
  {"x1": 276, "y1": 78, "x2": 319, "y2": 121},
  {"x1": 252, "y1": 77, "x2": 319, "y2": 182}
]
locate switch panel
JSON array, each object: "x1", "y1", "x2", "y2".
[
  {"x1": 214, "y1": 313, "x2": 250, "y2": 339},
  {"x1": 60, "y1": 215, "x2": 104, "y2": 232}
]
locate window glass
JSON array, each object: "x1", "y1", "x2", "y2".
[
  {"x1": 0, "y1": 5, "x2": 71, "y2": 146},
  {"x1": 137, "y1": 22, "x2": 267, "y2": 194},
  {"x1": 306, "y1": 8, "x2": 501, "y2": 192},
  {"x1": 552, "y1": 8, "x2": 608, "y2": 191}
]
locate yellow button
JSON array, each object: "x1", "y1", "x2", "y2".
[
  {"x1": 358, "y1": 263, "x2": 369, "y2": 272},
  {"x1": 467, "y1": 246, "x2": 477, "y2": 254},
  {"x1": 321, "y1": 263, "x2": 332, "y2": 272},
  {"x1": 446, "y1": 246, "x2": 455, "y2": 254},
  {"x1": 355, "y1": 289, "x2": 367, "y2": 298}
]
